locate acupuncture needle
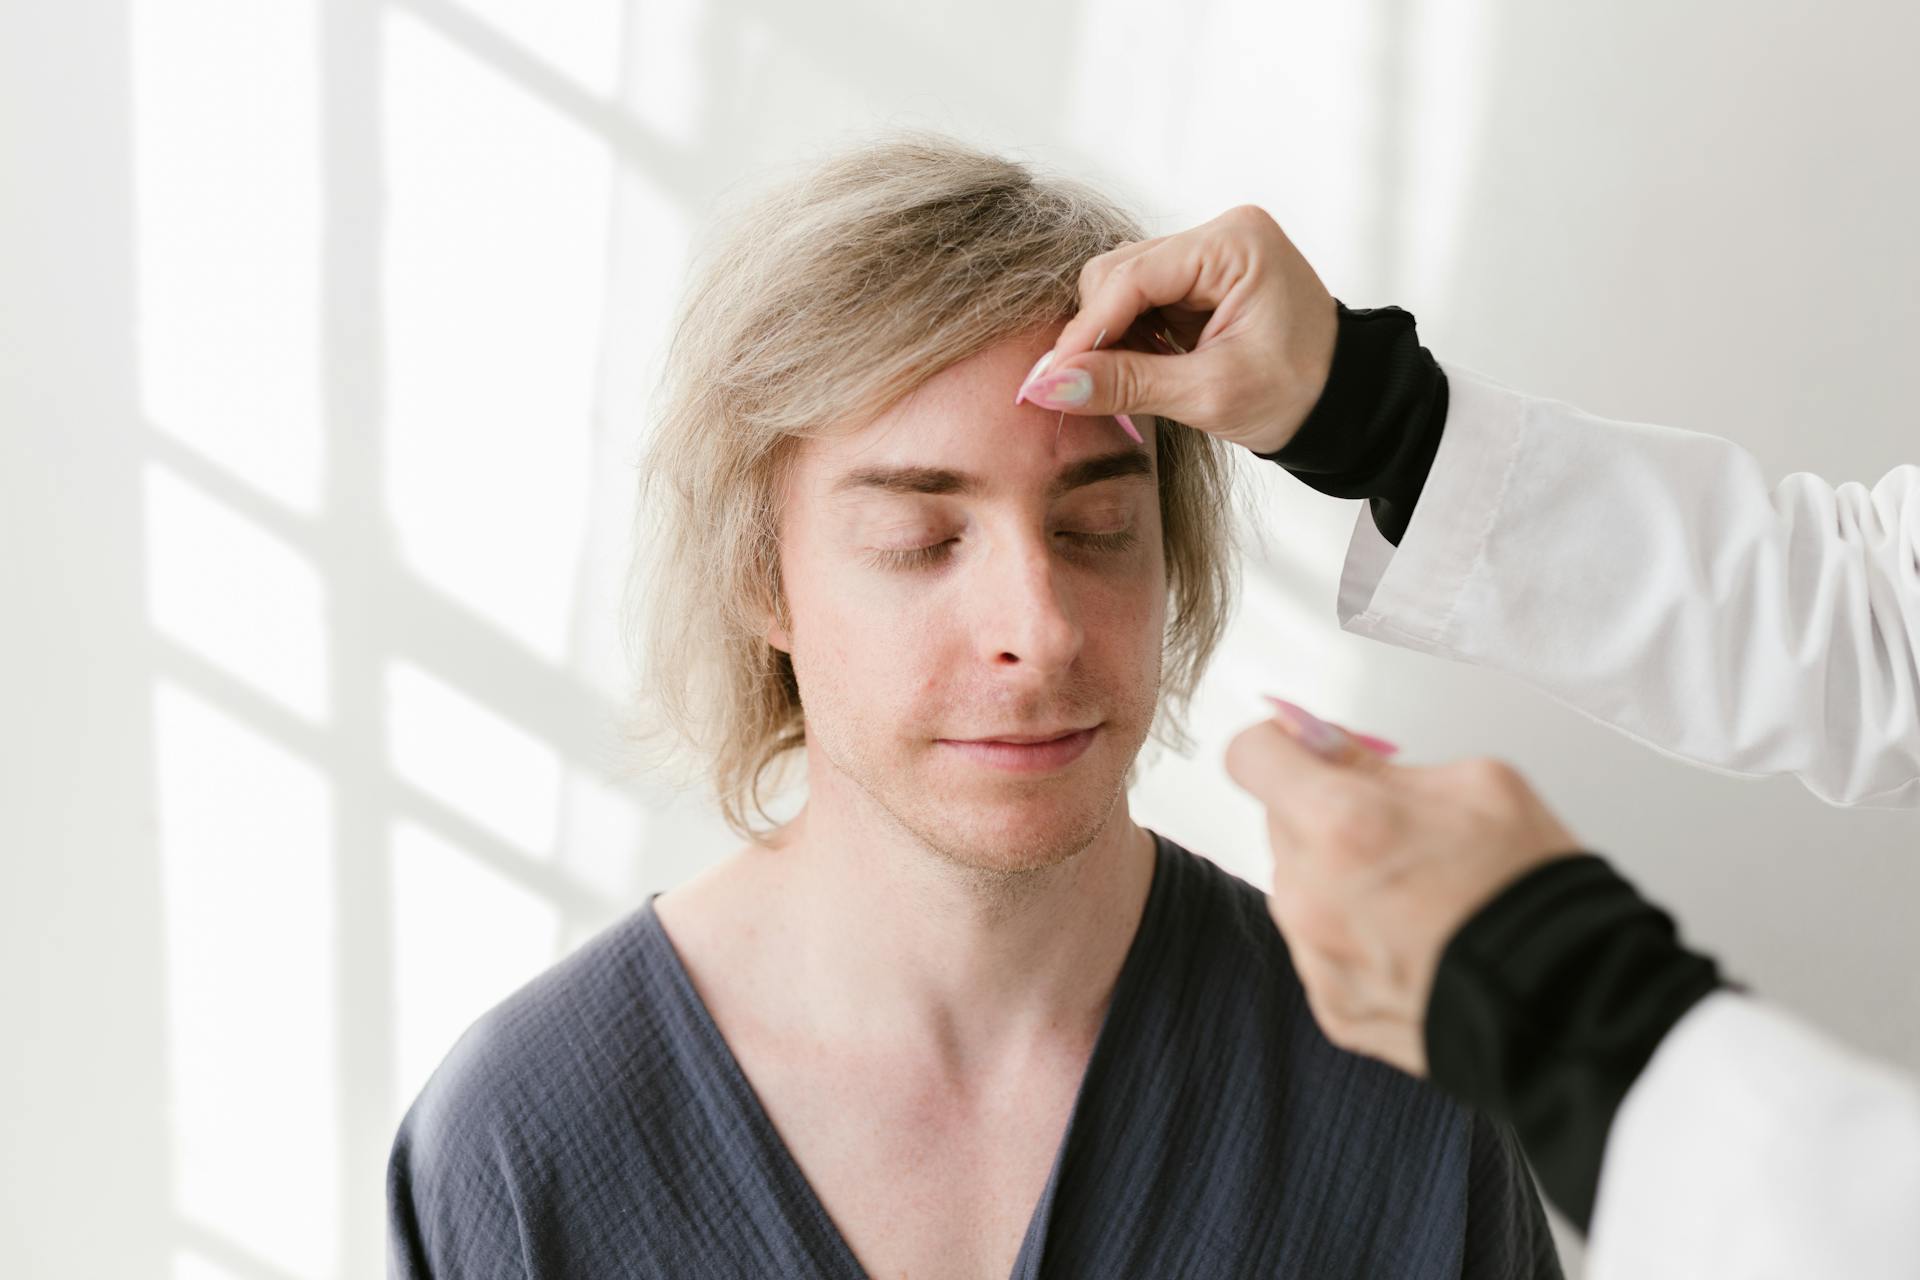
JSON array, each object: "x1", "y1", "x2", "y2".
[{"x1": 1042, "y1": 318, "x2": 1179, "y2": 448}]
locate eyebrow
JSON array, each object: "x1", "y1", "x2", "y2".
[{"x1": 830, "y1": 447, "x2": 1153, "y2": 500}]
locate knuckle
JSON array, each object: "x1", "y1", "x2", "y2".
[
  {"x1": 1225, "y1": 203, "x2": 1279, "y2": 234},
  {"x1": 1109, "y1": 358, "x2": 1141, "y2": 407},
  {"x1": 1453, "y1": 755, "x2": 1516, "y2": 793},
  {"x1": 1077, "y1": 252, "x2": 1115, "y2": 298},
  {"x1": 1440, "y1": 756, "x2": 1538, "y2": 828}
]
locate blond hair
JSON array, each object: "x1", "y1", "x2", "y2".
[{"x1": 623, "y1": 131, "x2": 1237, "y2": 839}]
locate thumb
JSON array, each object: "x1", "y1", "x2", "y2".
[
  {"x1": 1021, "y1": 347, "x2": 1214, "y2": 429},
  {"x1": 1224, "y1": 714, "x2": 1360, "y2": 815}
]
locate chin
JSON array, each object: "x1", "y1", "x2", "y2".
[
  {"x1": 906, "y1": 779, "x2": 1126, "y2": 875},
  {"x1": 817, "y1": 714, "x2": 1147, "y2": 873}
]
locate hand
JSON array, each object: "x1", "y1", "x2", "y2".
[
  {"x1": 1013, "y1": 205, "x2": 1339, "y2": 456},
  {"x1": 1223, "y1": 698, "x2": 1582, "y2": 1077}
]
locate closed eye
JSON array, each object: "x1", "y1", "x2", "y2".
[
  {"x1": 863, "y1": 529, "x2": 1138, "y2": 572},
  {"x1": 864, "y1": 540, "x2": 957, "y2": 571},
  {"x1": 1060, "y1": 529, "x2": 1138, "y2": 555}
]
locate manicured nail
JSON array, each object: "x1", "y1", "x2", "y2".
[
  {"x1": 1023, "y1": 368, "x2": 1093, "y2": 409},
  {"x1": 1349, "y1": 731, "x2": 1399, "y2": 758},
  {"x1": 1015, "y1": 350, "x2": 1055, "y2": 405},
  {"x1": 1262, "y1": 695, "x2": 1352, "y2": 759}
]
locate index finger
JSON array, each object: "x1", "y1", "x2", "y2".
[
  {"x1": 1052, "y1": 226, "x2": 1233, "y2": 363},
  {"x1": 1054, "y1": 238, "x2": 1163, "y2": 355}
]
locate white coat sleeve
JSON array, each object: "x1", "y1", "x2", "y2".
[
  {"x1": 1335, "y1": 360, "x2": 1920, "y2": 807},
  {"x1": 1583, "y1": 990, "x2": 1920, "y2": 1278}
]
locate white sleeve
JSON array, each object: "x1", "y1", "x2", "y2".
[
  {"x1": 1582, "y1": 991, "x2": 1920, "y2": 1279},
  {"x1": 1335, "y1": 360, "x2": 1920, "y2": 807}
]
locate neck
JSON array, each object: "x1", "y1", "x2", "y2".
[{"x1": 763, "y1": 763, "x2": 1157, "y2": 1074}]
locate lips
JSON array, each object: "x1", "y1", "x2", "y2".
[
  {"x1": 955, "y1": 727, "x2": 1094, "y2": 745},
  {"x1": 936, "y1": 725, "x2": 1100, "y2": 774}
]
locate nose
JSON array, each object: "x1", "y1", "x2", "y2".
[{"x1": 972, "y1": 530, "x2": 1084, "y2": 675}]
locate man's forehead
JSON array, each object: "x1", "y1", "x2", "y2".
[
  {"x1": 799, "y1": 329, "x2": 1152, "y2": 500},
  {"x1": 811, "y1": 385, "x2": 1154, "y2": 503}
]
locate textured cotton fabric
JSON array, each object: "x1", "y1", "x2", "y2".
[{"x1": 389, "y1": 831, "x2": 1562, "y2": 1278}]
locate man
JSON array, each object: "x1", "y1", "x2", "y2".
[{"x1": 387, "y1": 135, "x2": 1560, "y2": 1278}]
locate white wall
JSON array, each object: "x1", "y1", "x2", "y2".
[{"x1": 6, "y1": 0, "x2": 1916, "y2": 1275}]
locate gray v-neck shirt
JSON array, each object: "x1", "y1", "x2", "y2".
[{"x1": 388, "y1": 832, "x2": 1562, "y2": 1278}]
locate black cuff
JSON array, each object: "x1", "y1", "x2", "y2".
[
  {"x1": 1424, "y1": 854, "x2": 1728, "y2": 1233},
  {"x1": 1259, "y1": 301, "x2": 1449, "y2": 546}
]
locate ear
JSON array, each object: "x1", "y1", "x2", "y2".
[{"x1": 760, "y1": 599, "x2": 792, "y2": 654}]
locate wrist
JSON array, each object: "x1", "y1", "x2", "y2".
[
  {"x1": 1257, "y1": 301, "x2": 1448, "y2": 547},
  {"x1": 1423, "y1": 853, "x2": 1726, "y2": 1230}
]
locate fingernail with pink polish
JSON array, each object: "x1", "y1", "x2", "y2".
[
  {"x1": 1115, "y1": 413, "x2": 1142, "y2": 443},
  {"x1": 1023, "y1": 369, "x2": 1093, "y2": 409},
  {"x1": 1015, "y1": 350, "x2": 1055, "y2": 406},
  {"x1": 1262, "y1": 695, "x2": 1352, "y2": 758},
  {"x1": 1349, "y1": 731, "x2": 1400, "y2": 758}
]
